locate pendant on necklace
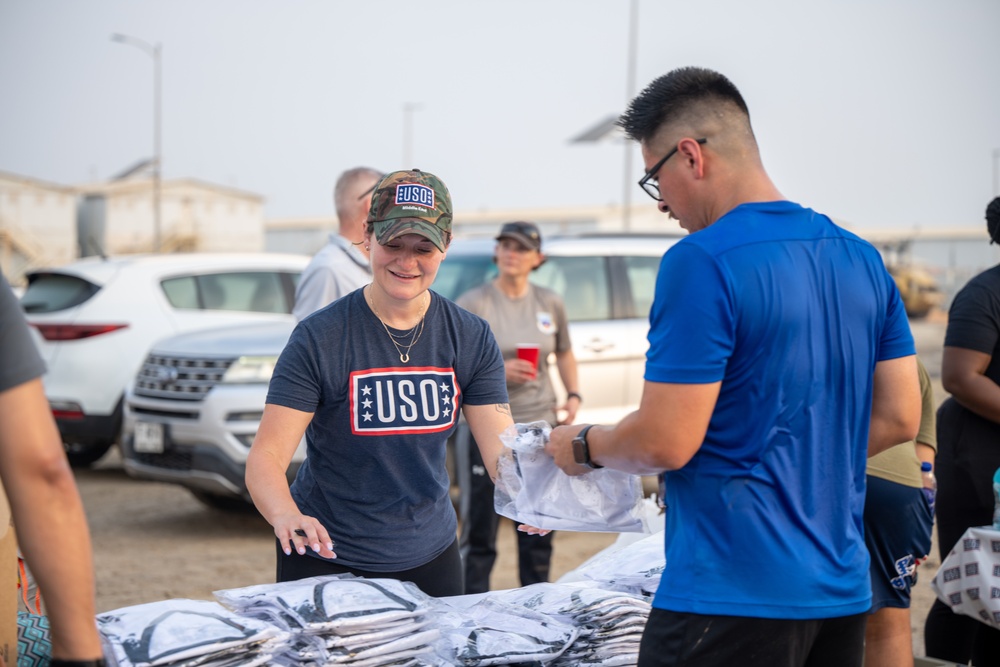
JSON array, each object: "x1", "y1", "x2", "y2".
[{"x1": 399, "y1": 353, "x2": 409, "y2": 363}]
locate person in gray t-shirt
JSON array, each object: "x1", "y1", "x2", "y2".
[{"x1": 456, "y1": 221, "x2": 581, "y2": 593}]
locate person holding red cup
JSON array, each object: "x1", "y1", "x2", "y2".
[{"x1": 456, "y1": 221, "x2": 581, "y2": 593}]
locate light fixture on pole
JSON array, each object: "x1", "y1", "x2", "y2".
[{"x1": 111, "y1": 32, "x2": 162, "y2": 253}]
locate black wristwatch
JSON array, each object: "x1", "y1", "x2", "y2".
[{"x1": 572, "y1": 424, "x2": 603, "y2": 469}]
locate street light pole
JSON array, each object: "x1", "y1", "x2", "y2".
[
  {"x1": 402, "y1": 103, "x2": 422, "y2": 167},
  {"x1": 622, "y1": 0, "x2": 639, "y2": 231},
  {"x1": 993, "y1": 147, "x2": 1000, "y2": 198},
  {"x1": 112, "y1": 33, "x2": 162, "y2": 253}
]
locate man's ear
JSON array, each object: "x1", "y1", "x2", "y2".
[{"x1": 678, "y1": 137, "x2": 706, "y2": 179}]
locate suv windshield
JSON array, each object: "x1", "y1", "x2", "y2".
[{"x1": 21, "y1": 273, "x2": 100, "y2": 313}]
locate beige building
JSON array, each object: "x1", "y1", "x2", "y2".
[
  {"x1": 0, "y1": 171, "x2": 78, "y2": 285},
  {"x1": 77, "y1": 176, "x2": 265, "y2": 256},
  {"x1": 0, "y1": 169, "x2": 266, "y2": 285}
]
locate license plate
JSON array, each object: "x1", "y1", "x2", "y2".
[{"x1": 134, "y1": 421, "x2": 165, "y2": 454}]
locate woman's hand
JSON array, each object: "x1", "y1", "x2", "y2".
[
  {"x1": 505, "y1": 358, "x2": 538, "y2": 384},
  {"x1": 273, "y1": 511, "x2": 337, "y2": 559},
  {"x1": 517, "y1": 524, "x2": 552, "y2": 536}
]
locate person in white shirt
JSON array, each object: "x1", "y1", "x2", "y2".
[{"x1": 292, "y1": 166, "x2": 383, "y2": 320}]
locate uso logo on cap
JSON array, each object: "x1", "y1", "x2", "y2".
[{"x1": 395, "y1": 183, "x2": 435, "y2": 209}]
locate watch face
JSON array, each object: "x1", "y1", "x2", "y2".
[{"x1": 572, "y1": 435, "x2": 587, "y2": 465}]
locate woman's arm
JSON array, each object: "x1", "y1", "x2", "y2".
[
  {"x1": 461, "y1": 402, "x2": 514, "y2": 482},
  {"x1": 941, "y1": 346, "x2": 1000, "y2": 424},
  {"x1": 246, "y1": 403, "x2": 335, "y2": 558},
  {"x1": 0, "y1": 378, "x2": 103, "y2": 660},
  {"x1": 554, "y1": 348, "x2": 581, "y2": 425}
]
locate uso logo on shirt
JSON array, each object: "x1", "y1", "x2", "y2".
[
  {"x1": 395, "y1": 184, "x2": 435, "y2": 208},
  {"x1": 350, "y1": 367, "x2": 460, "y2": 435},
  {"x1": 536, "y1": 311, "x2": 555, "y2": 335}
]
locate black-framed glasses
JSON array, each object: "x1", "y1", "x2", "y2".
[{"x1": 637, "y1": 138, "x2": 707, "y2": 201}]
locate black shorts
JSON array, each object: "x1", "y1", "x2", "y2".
[
  {"x1": 275, "y1": 537, "x2": 464, "y2": 598},
  {"x1": 863, "y1": 475, "x2": 934, "y2": 612},
  {"x1": 637, "y1": 609, "x2": 866, "y2": 667}
]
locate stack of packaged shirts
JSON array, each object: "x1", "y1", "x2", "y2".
[
  {"x1": 96, "y1": 598, "x2": 290, "y2": 667},
  {"x1": 489, "y1": 583, "x2": 651, "y2": 666},
  {"x1": 560, "y1": 530, "x2": 665, "y2": 597},
  {"x1": 438, "y1": 597, "x2": 578, "y2": 665},
  {"x1": 214, "y1": 574, "x2": 447, "y2": 666}
]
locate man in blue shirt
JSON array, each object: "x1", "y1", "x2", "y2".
[{"x1": 545, "y1": 67, "x2": 920, "y2": 667}]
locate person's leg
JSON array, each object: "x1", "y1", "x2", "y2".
[
  {"x1": 516, "y1": 524, "x2": 553, "y2": 586},
  {"x1": 924, "y1": 401, "x2": 993, "y2": 663},
  {"x1": 803, "y1": 613, "x2": 866, "y2": 667},
  {"x1": 276, "y1": 537, "x2": 464, "y2": 597},
  {"x1": 862, "y1": 476, "x2": 933, "y2": 667},
  {"x1": 637, "y1": 609, "x2": 860, "y2": 667},
  {"x1": 864, "y1": 607, "x2": 913, "y2": 667},
  {"x1": 276, "y1": 539, "x2": 348, "y2": 582},
  {"x1": 461, "y1": 432, "x2": 501, "y2": 594}
]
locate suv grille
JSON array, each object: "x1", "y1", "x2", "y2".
[{"x1": 134, "y1": 354, "x2": 234, "y2": 401}]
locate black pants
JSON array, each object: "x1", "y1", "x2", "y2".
[
  {"x1": 923, "y1": 399, "x2": 1000, "y2": 665},
  {"x1": 637, "y1": 609, "x2": 866, "y2": 667},
  {"x1": 457, "y1": 424, "x2": 554, "y2": 594},
  {"x1": 275, "y1": 537, "x2": 464, "y2": 598}
]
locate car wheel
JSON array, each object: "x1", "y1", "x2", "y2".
[
  {"x1": 63, "y1": 440, "x2": 114, "y2": 468},
  {"x1": 189, "y1": 490, "x2": 256, "y2": 513}
]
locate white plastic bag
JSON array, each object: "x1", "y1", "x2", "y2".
[{"x1": 493, "y1": 422, "x2": 646, "y2": 532}]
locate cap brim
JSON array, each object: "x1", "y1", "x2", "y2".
[
  {"x1": 376, "y1": 218, "x2": 448, "y2": 252},
  {"x1": 495, "y1": 231, "x2": 540, "y2": 251}
]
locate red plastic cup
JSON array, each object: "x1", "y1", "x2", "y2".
[{"x1": 516, "y1": 344, "x2": 541, "y2": 379}]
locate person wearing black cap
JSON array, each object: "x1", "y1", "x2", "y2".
[
  {"x1": 923, "y1": 196, "x2": 1000, "y2": 665},
  {"x1": 456, "y1": 221, "x2": 581, "y2": 593}
]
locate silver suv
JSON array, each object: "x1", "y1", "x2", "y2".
[{"x1": 121, "y1": 233, "x2": 680, "y2": 509}]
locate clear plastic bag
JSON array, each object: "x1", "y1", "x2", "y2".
[{"x1": 493, "y1": 422, "x2": 646, "y2": 532}]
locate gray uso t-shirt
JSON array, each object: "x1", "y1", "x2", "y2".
[
  {"x1": 456, "y1": 282, "x2": 571, "y2": 424},
  {"x1": 1, "y1": 271, "x2": 46, "y2": 393},
  {"x1": 266, "y1": 288, "x2": 507, "y2": 571}
]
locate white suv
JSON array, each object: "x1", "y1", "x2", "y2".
[
  {"x1": 20, "y1": 253, "x2": 309, "y2": 466},
  {"x1": 120, "y1": 233, "x2": 680, "y2": 509}
]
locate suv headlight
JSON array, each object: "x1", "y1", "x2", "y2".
[{"x1": 220, "y1": 355, "x2": 279, "y2": 384}]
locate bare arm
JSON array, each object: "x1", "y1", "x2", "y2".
[
  {"x1": 546, "y1": 380, "x2": 720, "y2": 476},
  {"x1": 554, "y1": 348, "x2": 581, "y2": 425},
  {"x1": 463, "y1": 401, "x2": 551, "y2": 537},
  {"x1": 0, "y1": 378, "x2": 102, "y2": 660},
  {"x1": 941, "y1": 346, "x2": 1000, "y2": 424},
  {"x1": 868, "y1": 355, "x2": 921, "y2": 457},
  {"x1": 461, "y1": 402, "x2": 514, "y2": 483},
  {"x1": 245, "y1": 403, "x2": 334, "y2": 558}
]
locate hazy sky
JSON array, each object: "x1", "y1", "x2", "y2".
[{"x1": 2, "y1": 0, "x2": 998, "y2": 231}]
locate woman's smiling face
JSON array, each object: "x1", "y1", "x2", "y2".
[{"x1": 367, "y1": 231, "x2": 446, "y2": 302}]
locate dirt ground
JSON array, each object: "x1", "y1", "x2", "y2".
[{"x1": 71, "y1": 318, "x2": 948, "y2": 658}]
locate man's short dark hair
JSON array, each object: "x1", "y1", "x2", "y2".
[
  {"x1": 618, "y1": 67, "x2": 750, "y2": 143},
  {"x1": 986, "y1": 196, "x2": 1000, "y2": 245}
]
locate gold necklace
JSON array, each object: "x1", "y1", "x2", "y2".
[{"x1": 368, "y1": 286, "x2": 428, "y2": 363}]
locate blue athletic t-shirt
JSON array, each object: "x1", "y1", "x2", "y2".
[
  {"x1": 266, "y1": 288, "x2": 507, "y2": 571},
  {"x1": 647, "y1": 201, "x2": 914, "y2": 619}
]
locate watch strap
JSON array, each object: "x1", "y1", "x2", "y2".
[{"x1": 573, "y1": 424, "x2": 603, "y2": 469}]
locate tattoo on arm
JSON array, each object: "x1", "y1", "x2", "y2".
[{"x1": 495, "y1": 403, "x2": 512, "y2": 417}]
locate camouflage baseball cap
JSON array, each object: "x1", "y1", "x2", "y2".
[{"x1": 367, "y1": 169, "x2": 453, "y2": 252}]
